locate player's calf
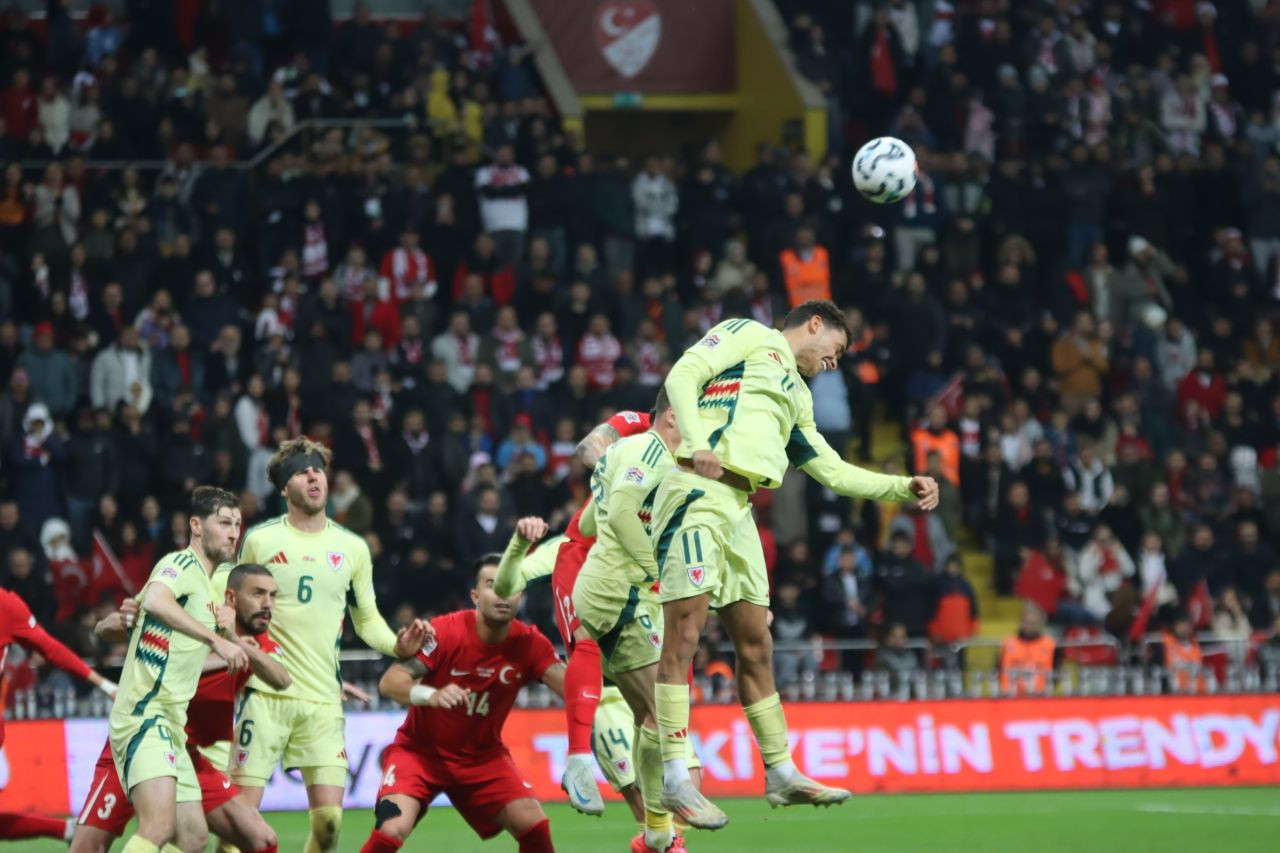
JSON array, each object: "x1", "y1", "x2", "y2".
[
  {"x1": 206, "y1": 798, "x2": 278, "y2": 853},
  {"x1": 359, "y1": 795, "x2": 418, "y2": 851},
  {"x1": 0, "y1": 812, "x2": 74, "y2": 841}
]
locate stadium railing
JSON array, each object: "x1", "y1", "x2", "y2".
[{"x1": 9, "y1": 632, "x2": 1274, "y2": 721}]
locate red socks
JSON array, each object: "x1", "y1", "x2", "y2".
[
  {"x1": 360, "y1": 829, "x2": 404, "y2": 853},
  {"x1": 248, "y1": 847, "x2": 279, "y2": 853},
  {"x1": 0, "y1": 812, "x2": 68, "y2": 840},
  {"x1": 565, "y1": 639, "x2": 603, "y2": 755},
  {"x1": 516, "y1": 819, "x2": 554, "y2": 852}
]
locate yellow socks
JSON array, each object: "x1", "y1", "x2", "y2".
[
  {"x1": 655, "y1": 682, "x2": 691, "y2": 763},
  {"x1": 304, "y1": 805, "x2": 343, "y2": 853},
  {"x1": 636, "y1": 725, "x2": 672, "y2": 832},
  {"x1": 743, "y1": 693, "x2": 791, "y2": 768},
  {"x1": 159, "y1": 846, "x2": 183, "y2": 853},
  {"x1": 121, "y1": 837, "x2": 160, "y2": 853}
]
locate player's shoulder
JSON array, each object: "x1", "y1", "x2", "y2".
[
  {"x1": 509, "y1": 618, "x2": 554, "y2": 648},
  {"x1": 0, "y1": 588, "x2": 30, "y2": 620},
  {"x1": 155, "y1": 548, "x2": 199, "y2": 574},
  {"x1": 242, "y1": 515, "x2": 286, "y2": 544}
]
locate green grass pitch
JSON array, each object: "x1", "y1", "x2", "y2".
[{"x1": 13, "y1": 789, "x2": 1279, "y2": 852}]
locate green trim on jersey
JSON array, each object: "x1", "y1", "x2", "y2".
[
  {"x1": 122, "y1": 714, "x2": 160, "y2": 785},
  {"x1": 598, "y1": 585, "x2": 641, "y2": 659},
  {"x1": 654, "y1": 489, "x2": 706, "y2": 578},
  {"x1": 785, "y1": 425, "x2": 819, "y2": 467},
  {"x1": 131, "y1": 612, "x2": 173, "y2": 716}
]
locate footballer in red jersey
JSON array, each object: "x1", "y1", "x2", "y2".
[
  {"x1": 360, "y1": 544, "x2": 567, "y2": 853},
  {"x1": 0, "y1": 588, "x2": 117, "y2": 842},
  {"x1": 70, "y1": 565, "x2": 289, "y2": 853}
]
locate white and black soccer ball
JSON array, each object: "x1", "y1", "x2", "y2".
[{"x1": 852, "y1": 137, "x2": 918, "y2": 204}]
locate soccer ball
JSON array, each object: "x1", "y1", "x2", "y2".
[{"x1": 852, "y1": 137, "x2": 917, "y2": 204}]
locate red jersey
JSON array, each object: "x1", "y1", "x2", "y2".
[
  {"x1": 0, "y1": 589, "x2": 91, "y2": 746},
  {"x1": 185, "y1": 631, "x2": 279, "y2": 747},
  {"x1": 394, "y1": 610, "x2": 558, "y2": 763},
  {"x1": 564, "y1": 410, "x2": 652, "y2": 543}
]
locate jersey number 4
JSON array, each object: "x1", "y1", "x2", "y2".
[{"x1": 465, "y1": 690, "x2": 491, "y2": 717}]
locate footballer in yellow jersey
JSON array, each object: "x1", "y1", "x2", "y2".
[
  {"x1": 107, "y1": 486, "x2": 248, "y2": 853},
  {"x1": 232, "y1": 438, "x2": 432, "y2": 853},
  {"x1": 652, "y1": 301, "x2": 940, "y2": 828}
]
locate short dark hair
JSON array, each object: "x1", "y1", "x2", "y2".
[
  {"x1": 227, "y1": 563, "x2": 273, "y2": 590},
  {"x1": 190, "y1": 485, "x2": 239, "y2": 521},
  {"x1": 472, "y1": 553, "x2": 502, "y2": 586},
  {"x1": 267, "y1": 437, "x2": 333, "y2": 491},
  {"x1": 782, "y1": 300, "x2": 851, "y2": 341},
  {"x1": 654, "y1": 386, "x2": 671, "y2": 416}
]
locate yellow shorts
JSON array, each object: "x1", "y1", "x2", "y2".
[
  {"x1": 573, "y1": 561, "x2": 663, "y2": 679},
  {"x1": 197, "y1": 740, "x2": 230, "y2": 774},
  {"x1": 109, "y1": 708, "x2": 200, "y2": 803},
  {"x1": 592, "y1": 686, "x2": 636, "y2": 791},
  {"x1": 229, "y1": 692, "x2": 347, "y2": 787},
  {"x1": 651, "y1": 467, "x2": 770, "y2": 609}
]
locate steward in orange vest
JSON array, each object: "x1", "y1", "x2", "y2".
[
  {"x1": 1000, "y1": 602, "x2": 1056, "y2": 695},
  {"x1": 779, "y1": 226, "x2": 831, "y2": 307},
  {"x1": 911, "y1": 404, "x2": 960, "y2": 485},
  {"x1": 1162, "y1": 612, "x2": 1205, "y2": 693}
]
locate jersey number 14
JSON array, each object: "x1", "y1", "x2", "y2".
[{"x1": 465, "y1": 690, "x2": 491, "y2": 717}]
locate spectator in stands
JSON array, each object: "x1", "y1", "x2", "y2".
[
  {"x1": 17, "y1": 322, "x2": 77, "y2": 419},
  {"x1": 779, "y1": 224, "x2": 831, "y2": 308},
  {"x1": 1074, "y1": 524, "x2": 1136, "y2": 622},
  {"x1": 819, "y1": 541, "x2": 868, "y2": 669},
  {"x1": 928, "y1": 554, "x2": 978, "y2": 646},
  {"x1": 632, "y1": 155, "x2": 677, "y2": 279},
  {"x1": 1000, "y1": 602, "x2": 1056, "y2": 696},
  {"x1": 475, "y1": 142, "x2": 530, "y2": 266},
  {"x1": 911, "y1": 405, "x2": 960, "y2": 486},
  {"x1": 874, "y1": 622, "x2": 920, "y2": 692},
  {"x1": 89, "y1": 325, "x2": 151, "y2": 413},
  {"x1": 874, "y1": 529, "x2": 934, "y2": 638},
  {"x1": 1051, "y1": 311, "x2": 1109, "y2": 415},
  {"x1": 991, "y1": 480, "x2": 1045, "y2": 595},
  {"x1": 771, "y1": 580, "x2": 817, "y2": 688},
  {"x1": 1159, "y1": 610, "x2": 1206, "y2": 693}
]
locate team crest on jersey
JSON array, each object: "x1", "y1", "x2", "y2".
[
  {"x1": 647, "y1": 631, "x2": 662, "y2": 649},
  {"x1": 159, "y1": 566, "x2": 179, "y2": 580},
  {"x1": 699, "y1": 334, "x2": 721, "y2": 350},
  {"x1": 164, "y1": 751, "x2": 176, "y2": 768},
  {"x1": 624, "y1": 466, "x2": 646, "y2": 484},
  {"x1": 687, "y1": 565, "x2": 705, "y2": 587},
  {"x1": 235, "y1": 748, "x2": 249, "y2": 767},
  {"x1": 327, "y1": 551, "x2": 345, "y2": 572},
  {"x1": 616, "y1": 758, "x2": 630, "y2": 775},
  {"x1": 621, "y1": 411, "x2": 641, "y2": 424}
]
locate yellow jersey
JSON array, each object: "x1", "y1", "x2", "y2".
[
  {"x1": 585, "y1": 431, "x2": 673, "y2": 586},
  {"x1": 238, "y1": 516, "x2": 397, "y2": 704},
  {"x1": 665, "y1": 317, "x2": 915, "y2": 501},
  {"x1": 111, "y1": 548, "x2": 219, "y2": 722}
]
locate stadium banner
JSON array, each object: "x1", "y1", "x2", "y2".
[
  {"x1": 7, "y1": 695, "x2": 1280, "y2": 814},
  {"x1": 528, "y1": 0, "x2": 735, "y2": 94}
]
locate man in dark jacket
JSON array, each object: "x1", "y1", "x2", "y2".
[
  {"x1": 63, "y1": 408, "x2": 116, "y2": 551},
  {"x1": 6, "y1": 403, "x2": 65, "y2": 533},
  {"x1": 875, "y1": 530, "x2": 935, "y2": 638}
]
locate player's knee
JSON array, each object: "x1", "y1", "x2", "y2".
[{"x1": 307, "y1": 805, "x2": 342, "y2": 852}]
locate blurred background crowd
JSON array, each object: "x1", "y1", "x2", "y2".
[{"x1": 3, "y1": 0, "x2": 1280, "y2": 696}]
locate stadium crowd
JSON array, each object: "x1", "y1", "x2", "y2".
[{"x1": 0, "y1": 0, "x2": 1279, "y2": 695}]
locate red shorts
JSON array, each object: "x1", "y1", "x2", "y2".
[
  {"x1": 77, "y1": 744, "x2": 239, "y2": 836},
  {"x1": 377, "y1": 743, "x2": 535, "y2": 840},
  {"x1": 551, "y1": 538, "x2": 592, "y2": 649}
]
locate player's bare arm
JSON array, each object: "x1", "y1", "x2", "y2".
[
  {"x1": 341, "y1": 681, "x2": 374, "y2": 706},
  {"x1": 539, "y1": 661, "x2": 567, "y2": 699},
  {"x1": 142, "y1": 582, "x2": 248, "y2": 672},
  {"x1": 393, "y1": 619, "x2": 434, "y2": 659},
  {"x1": 378, "y1": 657, "x2": 469, "y2": 709},
  {"x1": 236, "y1": 634, "x2": 291, "y2": 690},
  {"x1": 577, "y1": 422, "x2": 621, "y2": 469},
  {"x1": 494, "y1": 516, "x2": 550, "y2": 597}
]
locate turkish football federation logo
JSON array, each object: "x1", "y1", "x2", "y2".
[
  {"x1": 327, "y1": 551, "x2": 345, "y2": 572},
  {"x1": 595, "y1": 0, "x2": 661, "y2": 79},
  {"x1": 687, "y1": 565, "x2": 705, "y2": 587}
]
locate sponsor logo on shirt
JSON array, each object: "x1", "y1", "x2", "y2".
[
  {"x1": 687, "y1": 565, "x2": 705, "y2": 587},
  {"x1": 622, "y1": 411, "x2": 641, "y2": 424},
  {"x1": 327, "y1": 551, "x2": 345, "y2": 572},
  {"x1": 269, "y1": 552, "x2": 288, "y2": 565},
  {"x1": 624, "y1": 466, "x2": 646, "y2": 484}
]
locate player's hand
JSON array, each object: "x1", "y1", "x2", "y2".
[
  {"x1": 213, "y1": 636, "x2": 249, "y2": 673},
  {"x1": 215, "y1": 605, "x2": 236, "y2": 635},
  {"x1": 428, "y1": 684, "x2": 470, "y2": 710},
  {"x1": 119, "y1": 597, "x2": 139, "y2": 630},
  {"x1": 691, "y1": 449, "x2": 722, "y2": 481},
  {"x1": 394, "y1": 619, "x2": 434, "y2": 659},
  {"x1": 515, "y1": 516, "x2": 549, "y2": 542},
  {"x1": 909, "y1": 476, "x2": 940, "y2": 511},
  {"x1": 342, "y1": 681, "x2": 374, "y2": 706}
]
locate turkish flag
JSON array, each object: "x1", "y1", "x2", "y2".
[
  {"x1": 48, "y1": 557, "x2": 89, "y2": 622},
  {"x1": 85, "y1": 530, "x2": 134, "y2": 607},
  {"x1": 1186, "y1": 579, "x2": 1214, "y2": 630},
  {"x1": 1129, "y1": 567, "x2": 1165, "y2": 642}
]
